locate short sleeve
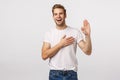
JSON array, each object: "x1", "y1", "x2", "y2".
[
  {"x1": 76, "y1": 30, "x2": 84, "y2": 43},
  {"x1": 43, "y1": 32, "x2": 51, "y2": 43}
]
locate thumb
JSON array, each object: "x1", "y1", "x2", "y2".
[
  {"x1": 81, "y1": 27, "x2": 84, "y2": 32},
  {"x1": 81, "y1": 27, "x2": 86, "y2": 34},
  {"x1": 62, "y1": 35, "x2": 66, "y2": 39}
]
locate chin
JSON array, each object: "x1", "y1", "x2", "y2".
[
  {"x1": 56, "y1": 22, "x2": 65, "y2": 26},
  {"x1": 56, "y1": 24, "x2": 64, "y2": 26},
  {"x1": 56, "y1": 22, "x2": 62, "y2": 26}
]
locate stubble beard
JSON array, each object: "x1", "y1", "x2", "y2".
[{"x1": 55, "y1": 20, "x2": 65, "y2": 27}]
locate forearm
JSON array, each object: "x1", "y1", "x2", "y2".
[
  {"x1": 84, "y1": 35, "x2": 92, "y2": 55},
  {"x1": 42, "y1": 43, "x2": 62, "y2": 60}
]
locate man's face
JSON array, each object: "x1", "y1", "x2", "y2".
[{"x1": 53, "y1": 8, "x2": 66, "y2": 26}]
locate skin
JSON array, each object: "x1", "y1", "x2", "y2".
[{"x1": 41, "y1": 8, "x2": 92, "y2": 60}]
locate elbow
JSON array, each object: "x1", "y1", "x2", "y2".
[
  {"x1": 42, "y1": 56, "x2": 47, "y2": 60},
  {"x1": 86, "y1": 51, "x2": 92, "y2": 55},
  {"x1": 84, "y1": 50, "x2": 92, "y2": 55},
  {"x1": 41, "y1": 53, "x2": 48, "y2": 60}
]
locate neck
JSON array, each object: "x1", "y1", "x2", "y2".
[{"x1": 56, "y1": 24, "x2": 67, "y2": 30}]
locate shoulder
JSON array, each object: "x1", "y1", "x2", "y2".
[{"x1": 44, "y1": 28, "x2": 55, "y2": 35}]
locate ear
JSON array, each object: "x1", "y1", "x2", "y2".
[{"x1": 65, "y1": 14, "x2": 67, "y2": 18}]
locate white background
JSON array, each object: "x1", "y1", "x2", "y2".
[{"x1": 0, "y1": 0, "x2": 120, "y2": 80}]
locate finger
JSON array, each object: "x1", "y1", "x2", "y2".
[
  {"x1": 83, "y1": 19, "x2": 89, "y2": 27},
  {"x1": 81, "y1": 27, "x2": 84, "y2": 31},
  {"x1": 68, "y1": 38, "x2": 75, "y2": 42},
  {"x1": 66, "y1": 37, "x2": 74, "y2": 40},
  {"x1": 67, "y1": 38, "x2": 75, "y2": 42},
  {"x1": 81, "y1": 27, "x2": 86, "y2": 34},
  {"x1": 67, "y1": 40, "x2": 74, "y2": 45}
]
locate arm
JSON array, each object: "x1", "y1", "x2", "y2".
[
  {"x1": 78, "y1": 35, "x2": 92, "y2": 55},
  {"x1": 78, "y1": 20, "x2": 92, "y2": 55},
  {"x1": 41, "y1": 42, "x2": 62, "y2": 60},
  {"x1": 41, "y1": 35, "x2": 75, "y2": 60}
]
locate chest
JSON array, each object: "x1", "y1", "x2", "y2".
[{"x1": 50, "y1": 30, "x2": 77, "y2": 47}]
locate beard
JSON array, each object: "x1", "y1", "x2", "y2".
[{"x1": 55, "y1": 20, "x2": 65, "y2": 27}]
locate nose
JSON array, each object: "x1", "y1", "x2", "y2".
[{"x1": 57, "y1": 14, "x2": 60, "y2": 18}]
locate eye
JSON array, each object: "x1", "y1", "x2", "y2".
[
  {"x1": 60, "y1": 13, "x2": 63, "y2": 15},
  {"x1": 54, "y1": 13, "x2": 57, "y2": 16}
]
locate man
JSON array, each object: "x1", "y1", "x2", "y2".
[{"x1": 41, "y1": 4, "x2": 92, "y2": 80}]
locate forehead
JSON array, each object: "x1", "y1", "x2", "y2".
[{"x1": 53, "y1": 8, "x2": 64, "y2": 13}]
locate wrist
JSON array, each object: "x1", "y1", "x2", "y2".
[{"x1": 58, "y1": 42, "x2": 64, "y2": 49}]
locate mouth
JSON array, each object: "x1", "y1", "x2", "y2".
[{"x1": 56, "y1": 19, "x2": 62, "y2": 22}]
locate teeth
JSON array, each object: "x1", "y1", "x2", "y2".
[
  {"x1": 57, "y1": 19, "x2": 62, "y2": 21},
  {"x1": 56, "y1": 19, "x2": 62, "y2": 21}
]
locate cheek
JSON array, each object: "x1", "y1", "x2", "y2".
[
  {"x1": 53, "y1": 17, "x2": 57, "y2": 20},
  {"x1": 62, "y1": 16, "x2": 66, "y2": 19}
]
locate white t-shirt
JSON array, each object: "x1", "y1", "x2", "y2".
[{"x1": 44, "y1": 26, "x2": 83, "y2": 72}]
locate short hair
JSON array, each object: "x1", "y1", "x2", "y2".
[{"x1": 52, "y1": 4, "x2": 66, "y2": 15}]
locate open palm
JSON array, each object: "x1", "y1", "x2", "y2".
[{"x1": 81, "y1": 20, "x2": 91, "y2": 36}]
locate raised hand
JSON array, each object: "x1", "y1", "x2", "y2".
[{"x1": 81, "y1": 20, "x2": 91, "y2": 36}]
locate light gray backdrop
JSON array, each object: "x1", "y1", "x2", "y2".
[{"x1": 0, "y1": 0, "x2": 120, "y2": 80}]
